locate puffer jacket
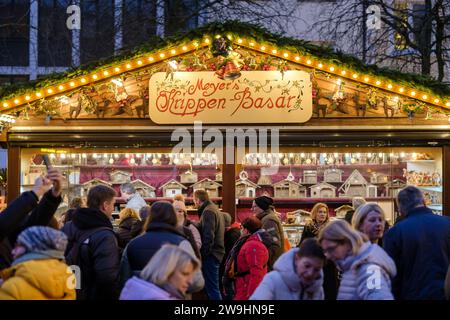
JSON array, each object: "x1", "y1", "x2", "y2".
[
  {"x1": 250, "y1": 248, "x2": 324, "y2": 300},
  {"x1": 234, "y1": 233, "x2": 269, "y2": 300},
  {"x1": 120, "y1": 276, "x2": 181, "y2": 300},
  {"x1": 256, "y1": 208, "x2": 284, "y2": 270},
  {"x1": 0, "y1": 253, "x2": 75, "y2": 300},
  {"x1": 336, "y1": 241, "x2": 396, "y2": 300}
]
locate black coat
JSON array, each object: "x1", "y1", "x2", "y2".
[
  {"x1": 116, "y1": 217, "x2": 142, "y2": 248},
  {"x1": 198, "y1": 201, "x2": 225, "y2": 262},
  {"x1": 0, "y1": 190, "x2": 62, "y2": 270},
  {"x1": 383, "y1": 206, "x2": 450, "y2": 300},
  {"x1": 62, "y1": 207, "x2": 120, "y2": 300},
  {"x1": 125, "y1": 222, "x2": 187, "y2": 272}
]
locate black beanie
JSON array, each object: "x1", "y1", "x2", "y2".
[{"x1": 254, "y1": 196, "x2": 274, "y2": 211}]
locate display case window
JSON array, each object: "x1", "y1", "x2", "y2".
[
  {"x1": 20, "y1": 149, "x2": 222, "y2": 218},
  {"x1": 236, "y1": 148, "x2": 443, "y2": 246}
]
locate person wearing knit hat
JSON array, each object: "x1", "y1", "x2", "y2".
[
  {"x1": 254, "y1": 196, "x2": 274, "y2": 211},
  {"x1": 251, "y1": 196, "x2": 284, "y2": 270},
  {"x1": 0, "y1": 226, "x2": 75, "y2": 300}
]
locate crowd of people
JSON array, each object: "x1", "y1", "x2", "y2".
[{"x1": 0, "y1": 166, "x2": 449, "y2": 300}]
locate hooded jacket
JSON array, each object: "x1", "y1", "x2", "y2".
[
  {"x1": 250, "y1": 248, "x2": 324, "y2": 300},
  {"x1": 62, "y1": 207, "x2": 120, "y2": 300},
  {"x1": 336, "y1": 242, "x2": 396, "y2": 300},
  {"x1": 0, "y1": 253, "x2": 75, "y2": 300},
  {"x1": 120, "y1": 276, "x2": 181, "y2": 300}
]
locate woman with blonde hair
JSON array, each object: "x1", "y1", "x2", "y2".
[
  {"x1": 351, "y1": 203, "x2": 386, "y2": 244},
  {"x1": 318, "y1": 220, "x2": 396, "y2": 300},
  {"x1": 300, "y1": 203, "x2": 329, "y2": 243},
  {"x1": 116, "y1": 207, "x2": 141, "y2": 248},
  {"x1": 120, "y1": 244, "x2": 201, "y2": 300}
]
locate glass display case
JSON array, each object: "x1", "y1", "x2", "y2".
[
  {"x1": 20, "y1": 148, "x2": 222, "y2": 218},
  {"x1": 235, "y1": 147, "x2": 443, "y2": 228}
]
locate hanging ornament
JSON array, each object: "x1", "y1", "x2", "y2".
[
  {"x1": 215, "y1": 65, "x2": 226, "y2": 80},
  {"x1": 286, "y1": 170, "x2": 295, "y2": 181},
  {"x1": 239, "y1": 170, "x2": 249, "y2": 181},
  {"x1": 407, "y1": 110, "x2": 414, "y2": 120},
  {"x1": 425, "y1": 110, "x2": 433, "y2": 120},
  {"x1": 223, "y1": 61, "x2": 241, "y2": 80}
]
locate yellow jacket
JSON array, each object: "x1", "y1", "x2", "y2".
[{"x1": 0, "y1": 259, "x2": 76, "y2": 300}]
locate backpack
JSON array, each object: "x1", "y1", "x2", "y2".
[
  {"x1": 65, "y1": 226, "x2": 112, "y2": 267},
  {"x1": 222, "y1": 234, "x2": 250, "y2": 298}
]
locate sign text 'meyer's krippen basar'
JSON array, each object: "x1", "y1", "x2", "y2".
[{"x1": 148, "y1": 71, "x2": 312, "y2": 124}]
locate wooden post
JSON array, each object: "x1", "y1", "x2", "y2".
[
  {"x1": 443, "y1": 146, "x2": 450, "y2": 217},
  {"x1": 221, "y1": 146, "x2": 236, "y2": 221},
  {"x1": 7, "y1": 145, "x2": 21, "y2": 204}
]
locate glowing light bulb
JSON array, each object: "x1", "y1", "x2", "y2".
[
  {"x1": 109, "y1": 158, "x2": 114, "y2": 164},
  {"x1": 306, "y1": 60, "x2": 312, "y2": 65},
  {"x1": 182, "y1": 46, "x2": 187, "y2": 51}
]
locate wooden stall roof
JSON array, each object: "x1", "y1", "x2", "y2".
[{"x1": 1, "y1": 21, "x2": 449, "y2": 114}]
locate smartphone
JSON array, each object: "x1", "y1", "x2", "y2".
[{"x1": 42, "y1": 154, "x2": 51, "y2": 169}]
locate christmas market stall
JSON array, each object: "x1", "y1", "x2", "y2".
[{"x1": 1, "y1": 22, "x2": 449, "y2": 246}]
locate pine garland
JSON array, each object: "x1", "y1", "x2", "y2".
[{"x1": 0, "y1": 20, "x2": 449, "y2": 102}]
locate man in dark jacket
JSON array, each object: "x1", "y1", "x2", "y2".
[
  {"x1": 0, "y1": 168, "x2": 63, "y2": 270},
  {"x1": 383, "y1": 186, "x2": 450, "y2": 300},
  {"x1": 62, "y1": 185, "x2": 120, "y2": 300},
  {"x1": 252, "y1": 196, "x2": 284, "y2": 270},
  {"x1": 195, "y1": 190, "x2": 225, "y2": 300}
]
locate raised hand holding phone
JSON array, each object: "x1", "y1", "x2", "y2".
[{"x1": 41, "y1": 154, "x2": 65, "y2": 197}]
